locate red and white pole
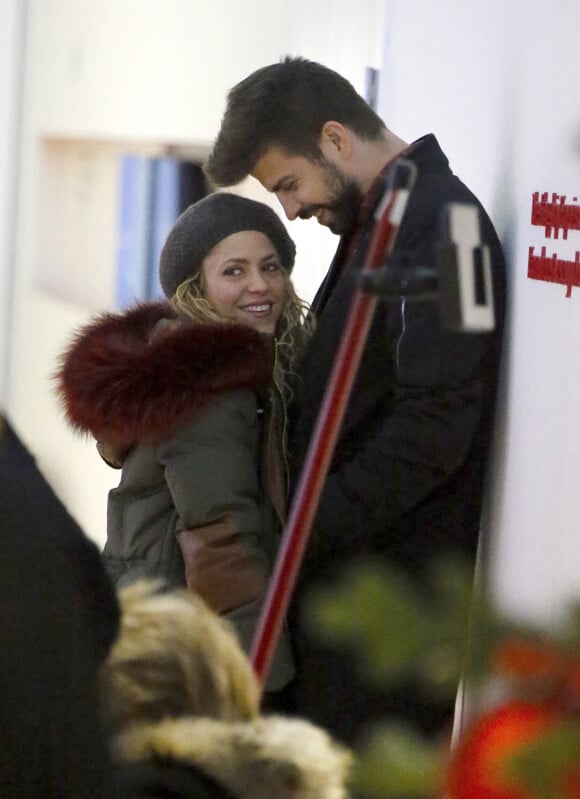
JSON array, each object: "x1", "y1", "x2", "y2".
[{"x1": 250, "y1": 159, "x2": 418, "y2": 688}]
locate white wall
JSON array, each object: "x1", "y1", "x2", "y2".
[
  {"x1": 34, "y1": 0, "x2": 286, "y2": 144},
  {"x1": 379, "y1": 0, "x2": 580, "y2": 624},
  {"x1": 0, "y1": 0, "x2": 26, "y2": 405}
]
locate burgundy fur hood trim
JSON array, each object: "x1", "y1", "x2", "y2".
[{"x1": 55, "y1": 302, "x2": 272, "y2": 447}]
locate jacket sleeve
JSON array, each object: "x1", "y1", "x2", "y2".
[{"x1": 155, "y1": 389, "x2": 270, "y2": 614}]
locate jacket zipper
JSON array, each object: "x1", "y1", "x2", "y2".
[
  {"x1": 395, "y1": 298, "x2": 407, "y2": 375},
  {"x1": 272, "y1": 338, "x2": 290, "y2": 500}
]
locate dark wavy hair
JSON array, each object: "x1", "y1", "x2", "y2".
[{"x1": 206, "y1": 56, "x2": 386, "y2": 186}]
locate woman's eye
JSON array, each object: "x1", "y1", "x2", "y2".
[
  {"x1": 263, "y1": 262, "x2": 281, "y2": 273},
  {"x1": 224, "y1": 267, "x2": 242, "y2": 277}
]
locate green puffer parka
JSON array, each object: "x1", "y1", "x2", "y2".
[{"x1": 56, "y1": 302, "x2": 294, "y2": 691}]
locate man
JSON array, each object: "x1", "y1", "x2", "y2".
[{"x1": 206, "y1": 57, "x2": 506, "y2": 744}]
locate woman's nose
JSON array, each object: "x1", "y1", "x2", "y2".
[{"x1": 246, "y1": 269, "x2": 269, "y2": 292}]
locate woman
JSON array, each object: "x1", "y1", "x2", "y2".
[{"x1": 56, "y1": 192, "x2": 312, "y2": 696}]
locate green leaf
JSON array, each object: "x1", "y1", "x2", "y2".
[
  {"x1": 303, "y1": 559, "x2": 433, "y2": 683},
  {"x1": 352, "y1": 723, "x2": 442, "y2": 798},
  {"x1": 505, "y1": 720, "x2": 580, "y2": 799},
  {"x1": 301, "y1": 552, "x2": 580, "y2": 702}
]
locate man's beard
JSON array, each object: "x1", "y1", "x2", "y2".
[{"x1": 299, "y1": 160, "x2": 363, "y2": 235}]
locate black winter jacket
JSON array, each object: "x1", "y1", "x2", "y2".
[{"x1": 289, "y1": 134, "x2": 507, "y2": 741}]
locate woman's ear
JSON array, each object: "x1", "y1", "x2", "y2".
[{"x1": 319, "y1": 121, "x2": 353, "y2": 161}]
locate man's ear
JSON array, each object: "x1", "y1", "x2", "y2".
[{"x1": 320, "y1": 121, "x2": 353, "y2": 161}]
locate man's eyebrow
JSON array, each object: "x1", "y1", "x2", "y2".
[{"x1": 270, "y1": 174, "x2": 294, "y2": 193}]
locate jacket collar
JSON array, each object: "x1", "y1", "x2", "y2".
[
  {"x1": 113, "y1": 716, "x2": 351, "y2": 799},
  {"x1": 56, "y1": 302, "x2": 272, "y2": 447},
  {"x1": 310, "y1": 136, "x2": 448, "y2": 315},
  {"x1": 355, "y1": 133, "x2": 446, "y2": 231}
]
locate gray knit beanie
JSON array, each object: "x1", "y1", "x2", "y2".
[{"x1": 159, "y1": 192, "x2": 296, "y2": 298}]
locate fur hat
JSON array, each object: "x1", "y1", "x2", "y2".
[{"x1": 159, "y1": 192, "x2": 296, "y2": 298}]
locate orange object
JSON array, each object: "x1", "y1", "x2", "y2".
[
  {"x1": 446, "y1": 701, "x2": 579, "y2": 799},
  {"x1": 492, "y1": 639, "x2": 565, "y2": 684}
]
